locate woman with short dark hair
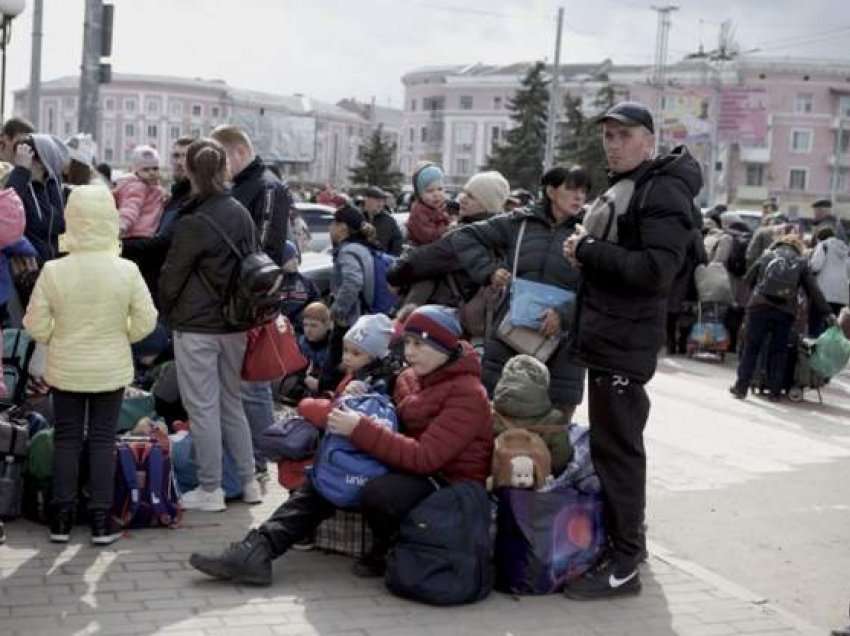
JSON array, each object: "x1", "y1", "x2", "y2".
[{"x1": 451, "y1": 165, "x2": 590, "y2": 420}]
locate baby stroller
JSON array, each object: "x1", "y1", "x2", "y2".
[{"x1": 686, "y1": 302, "x2": 730, "y2": 361}]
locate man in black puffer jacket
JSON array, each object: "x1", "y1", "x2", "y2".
[{"x1": 562, "y1": 102, "x2": 702, "y2": 600}]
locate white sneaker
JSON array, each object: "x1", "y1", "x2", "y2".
[
  {"x1": 242, "y1": 479, "x2": 263, "y2": 504},
  {"x1": 181, "y1": 487, "x2": 226, "y2": 512}
]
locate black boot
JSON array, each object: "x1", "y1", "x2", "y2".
[
  {"x1": 90, "y1": 510, "x2": 122, "y2": 546},
  {"x1": 729, "y1": 382, "x2": 748, "y2": 399},
  {"x1": 351, "y1": 552, "x2": 386, "y2": 578},
  {"x1": 49, "y1": 508, "x2": 73, "y2": 543},
  {"x1": 189, "y1": 529, "x2": 274, "y2": 586}
]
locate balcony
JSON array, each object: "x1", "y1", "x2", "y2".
[
  {"x1": 737, "y1": 185, "x2": 769, "y2": 201},
  {"x1": 830, "y1": 116, "x2": 850, "y2": 130},
  {"x1": 827, "y1": 154, "x2": 850, "y2": 168},
  {"x1": 739, "y1": 146, "x2": 770, "y2": 164}
]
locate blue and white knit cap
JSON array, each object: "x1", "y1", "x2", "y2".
[
  {"x1": 413, "y1": 164, "x2": 444, "y2": 197},
  {"x1": 344, "y1": 314, "x2": 395, "y2": 359}
]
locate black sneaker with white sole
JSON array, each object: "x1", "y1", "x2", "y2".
[
  {"x1": 49, "y1": 509, "x2": 73, "y2": 543},
  {"x1": 563, "y1": 557, "x2": 641, "y2": 600},
  {"x1": 90, "y1": 510, "x2": 122, "y2": 546}
]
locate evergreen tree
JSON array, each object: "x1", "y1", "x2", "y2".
[
  {"x1": 557, "y1": 84, "x2": 619, "y2": 197},
  {"x1": 350, "y1": 125, "x2": 403, "y2": 189},
  {"x1": 485, "y1": 61, "x2": 549, "y2": 191}
]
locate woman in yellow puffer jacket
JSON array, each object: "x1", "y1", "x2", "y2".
[{"x1": 23, "y1": 184, "x2": 157, "y2": 546}]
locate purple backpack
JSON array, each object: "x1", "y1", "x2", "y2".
[{"x1": 113, "y1": 437, "x2": 181, "y2": 529}]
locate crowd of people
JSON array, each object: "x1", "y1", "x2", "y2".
[{"x1": 0, "y1": 97, "x2": 847, "y2": 604}]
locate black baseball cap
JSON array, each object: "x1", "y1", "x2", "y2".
[
  {"x1": 812, "y1": 198, "x2": 832, "y2": 209},
  {"x1": 363, "y1": 186, "x2": 387, "y2": 199},
  {"x1": 597, "y1": 101, "x2": 655, "y2": 134}
]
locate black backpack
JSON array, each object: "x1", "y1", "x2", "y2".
[
  {"x1": 198, "y1": 213, "x2": 284, "y2": 330},
  {"x1": 385, "y1": 481, "x2": 493, "y2": 606},
  {"x1": 725, "y1": 230, "x2": 751, "y2": 277},
  {"x1": 757, "y1": 246, "x2": 804, "y2": 303}
]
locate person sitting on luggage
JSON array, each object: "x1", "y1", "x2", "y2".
[
  {"x1": 280, "y1": 240, "x2": 320, "y2": 333},
  {"x1": 188, "y1": 305, "x2": 492, "y2": 585},
  {"x1": 492, "y1": 354, "x2": 573, "y2": 477},
  {"x1": 730, "y1": 233, "x2": 836, "y2": 401},
  {"x1": 23, "y1": 185, "x2": 158, "y2": 545}
]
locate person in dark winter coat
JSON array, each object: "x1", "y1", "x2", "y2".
[
  {"x1": 158, "y1": 138, "x2": 262, "y2": 513},
  {"x1": 812, "y1": 198, "x2": 848, "y2": 244},
  {"x1": 6, "y1": 134, "x2": 67, "y2": 262},
  {"x1": 562, "y1": 102, "x2": 702, "y2": 600},
  {"x1": 211, "y1": 126, "x2": 293, "y2": 482},
  {"x1": 211, "y1": 126, "x2": 292, "y2": 266},
  {"x1": 387, "y1": 170, "x2": 510, "y2": 313},
  {"x1": 452, "y1": 166, "x2": 589, "y2": 416},
  {"x1": 362, "y1": 186, "x2": 402, "y2": 256},
  {"x1": 188, "y1": 306, "x2": 492, "y2": 584},
  {"x1": 730, "y1": 234, "x2": 834, "y2": 400},
  {"x1": 666, "y1": 219, "x2": 707, "y2": 354}
]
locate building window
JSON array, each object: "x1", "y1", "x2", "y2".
[
  {"x1": 409, "y1": 128, "x2": 414, "y2": 143},
  {"x1": 104, "y1": 98, "x2": 115, "y2": 111},
  {"x1": 170, "y1": 101, "x2": 183, "y2": 116},
  {"x1": 453, "y1": 122, "x2": 475, "y2": 149},
  {"x1": 789, "y1": 168, "x2": 807, "y2": 191},
  {"x1": 147, "y1": 124, "x2": 158, "y2": 139},
  {"x1": 170, "y1": 125, "x2": 181, "y2": 139},
  {"x1": 839, "y1": 95, "x2": 850, "y2": 119},
  {"x1": 490, "y1": 126, "x2": 501, "y2": 150},
  {"x1": 64, "y1": 120, "x2": 72, "y2": 135},
  {"x1": 211, "y1": 106, "x2": 220, "y2": 118},
  {"x1": 147, "y1": 99, "x2": 160, "y2": 115},
  {"x1": 460, "y1": 95, "x2": 474, "y2": 110},
  {"x1": 745, "y1": 164, "x2": 765, "y2": 187},
  {"x1": 420, "y1": 127, "x2": 427, "y2": 143},
  {"x1": 191, "y1": 127, "x2": 201, "y2": 138},
  {"x1": 410, "y1": 99, "x2": 417, "y2": 112},
  {"x1": 46, "y1": 107, "x2": 55, "y2": 134},
  {"x1": 192, "y1": 104, "x2": 202, "y2": 117},
  {"x1": 63, "y1": 96, "x2": 75, "y2": 109},
  {"x1": 124, "y1": 98, "x2": 137, "y2": 113},
  {"x1": 104, "y1": 147, "x2": 113, "y2": 162},
  {"x1": 125, "y1": 123, "x2": 135, "y2": 138},
  {"x1": 455, "y1": 158, "x2": 471, "y2": 175},
  {"x1": 794, "y1": 93, "x2": 813, "y2": 114},
  {"x1": 422, "y1": 96, "x2": 445, "y2": 111},
  {"x1": 494, "y1": 96, "x2": 502, "y2": 110},
  {"x1": 839, "y1": 129, "x2": 850, "y2": 153},
  {"x1": 836, "y1": 168, "x2": 850, "y2": 193},
  {"x1": 790, "y1": 129, "x2": 812, "y2": 153}
]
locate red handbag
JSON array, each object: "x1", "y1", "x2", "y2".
[{"x1": 242, "y1": 316, "x2": 309, "y2": 382}]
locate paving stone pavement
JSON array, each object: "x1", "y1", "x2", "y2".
[{"x1": 0, "y1": 485, "x2": 824, "y2": 636}]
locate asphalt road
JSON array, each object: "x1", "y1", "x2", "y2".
[{"x1": 576, "y1": 351, "x2": 850, "y2": 632}]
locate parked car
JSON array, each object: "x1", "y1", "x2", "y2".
[
  {"x1": 293, "y1": 202, "x2": 336, "y2": 252},
  {"x1": 719, "y1": 210, "x2": 762, "y2": 233}
]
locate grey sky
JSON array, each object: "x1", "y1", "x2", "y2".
[{"x1": 3, "y1": 0, "x2": 850, "y2": 112}]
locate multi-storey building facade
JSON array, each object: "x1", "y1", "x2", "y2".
[
  {"x1": 13, "y1": 74, "x2": 401, "y2": 188},
  {"x1": 401, "y1": 57, "x2": 850, "y2": 219}
]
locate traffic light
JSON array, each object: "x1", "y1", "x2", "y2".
[{"x1": 99, "y1": 3, "x2": 113, "y2": 84}]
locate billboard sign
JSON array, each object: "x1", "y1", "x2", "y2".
[
  {"x1": 231, "y1": 108, "x2": 317, "y2": 163},
  {"x1": 718, "y1": 88, "x2": 769, "y2": 145}
]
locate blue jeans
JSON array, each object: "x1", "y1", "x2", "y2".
[
  {"x1": 736, "y1": 308, "x2": 794, "y2": 396},
  {"x1": 241, "y1": 380, "x2": 275, "y2": 471}
]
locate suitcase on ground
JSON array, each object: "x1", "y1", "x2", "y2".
[
  {"x1": 315, "y1": 509, "x2": 373, "y2": 558},
  {"x1": 0, "y1": 415, "x2": 28, "y2": 519}
]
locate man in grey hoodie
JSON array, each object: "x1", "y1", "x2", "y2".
[{"x1": 6, "y1": 134, "x2": 68, "y2": 262}]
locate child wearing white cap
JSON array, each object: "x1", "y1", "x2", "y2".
[{"x1": 113, "y1": 144, "x2": 167, "y2": 239}]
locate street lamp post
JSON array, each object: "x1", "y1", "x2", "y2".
[{"x1": 0, "y1": 0, "x2": 26, "y2": 122}]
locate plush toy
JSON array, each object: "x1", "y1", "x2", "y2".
[
  {"x1": 510, "y1": 455, "x2": 535, "y2": 489},
  {"x1": 492, "y1": 428, "x2": 552, "y2": 490}
]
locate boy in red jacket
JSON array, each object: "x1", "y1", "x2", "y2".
[{"x1": 189, "y1": 305, "x2": 492, "y2": 585}]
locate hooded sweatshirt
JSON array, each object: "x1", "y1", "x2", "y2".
[
  {"x1": 23, "y1": 185, "x2": 158, "y2": 392},
  {"x1": 6, "y1": 134, "x2": 67, "y2": 261}
]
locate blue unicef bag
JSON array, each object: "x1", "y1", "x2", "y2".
[{"x1": 310, "y1": 393, "x2": 397, "y2": 509}]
